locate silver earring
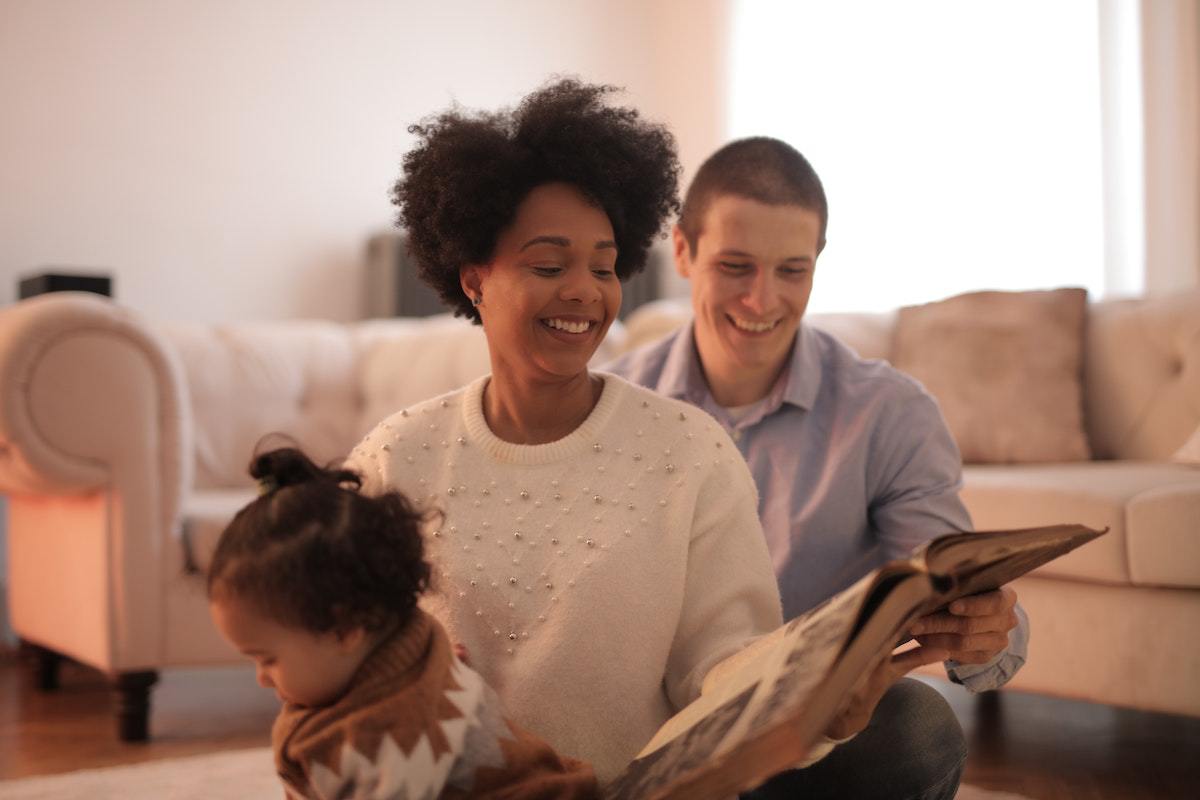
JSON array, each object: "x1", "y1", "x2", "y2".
[{"x1": 472, "y1": 294, "x2": 482, "y2": 307}]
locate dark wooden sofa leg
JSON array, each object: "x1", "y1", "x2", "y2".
[
  {"x1": 19, "y1": 639, "x2": 64, "y2": 691},
  {"x1": 112, "y1": 670, "x2": 160, "y2": 742}
]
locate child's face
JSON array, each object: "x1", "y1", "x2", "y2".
[{"x1": 210, "y1": 593, "x2": 368, "y2": 708}]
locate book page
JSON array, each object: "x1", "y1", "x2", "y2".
[
  {"x1": 604, "y1": 523, "x2": 1107, "y2": 800},
  {"x1": 922, "y1": 524, "x2": 1105, "y2": 608},
  {"x1": 605, "y1": 570, "x2": 932, "y2": 800}
]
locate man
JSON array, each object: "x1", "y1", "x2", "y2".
[{"x1": 607, "y1": 137, "x2": 1027, "y2": 799}]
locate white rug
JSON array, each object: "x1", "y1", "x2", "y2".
[
  {"x1": 0, "y1": 748, "x2": 277, "y2": 799},
  {"x1": 0, "y1": 747, "x2": 1032, "y2": 799}
]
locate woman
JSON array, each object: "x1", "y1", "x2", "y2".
[{"x1": 347, "y1": 79, "x2": 934, "y2": 788}]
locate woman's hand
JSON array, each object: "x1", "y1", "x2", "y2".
[{"x1": 823, "y1": 643, "x2": 948, "y2": 740}]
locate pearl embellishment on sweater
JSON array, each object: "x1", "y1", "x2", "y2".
[{"x1": 365, "y1": 386, "x2": 739, "y2": 660}]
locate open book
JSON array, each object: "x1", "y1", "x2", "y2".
[{"x1": 603, "y1": 523, "x2": 1107, "y2": 800}]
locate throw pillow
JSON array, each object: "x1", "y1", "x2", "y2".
[
  {"x1": 892, "y1": 288, "x2": 1091, "y2": 464},
  {"x1": 1173, "y1": 425, "x2": 1200, "y2": 464}
]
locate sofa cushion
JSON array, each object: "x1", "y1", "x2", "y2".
[
  {"x1": 162, "y1": 322, "x2": 366, "y2": 490},
  {"x1": 961, "y1": 461, "x2": 1200, "y2": 588},
  {"x1": 179, "y1": 488, "x2": 257, "y2": 575},
  {"x1": 1173, "y1": 425, "x2": 1200, "y2": 463},
  {"x1": 892, "y1": 288, "x2": 1090, "y2": 464},
  {"x1": 355, "y1": 314, "x2": 629, "y2": 436},
  {"x1": 354, "y1": 316, "x2": 494, "y2": 438},
  {"x1": 1084, "y1": 289, "x2": 1200, "y2": 460}
]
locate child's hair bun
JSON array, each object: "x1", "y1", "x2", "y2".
[
  {"x1": 210, "y1": 443, "x2": 430, "y2": 636},
  {"x1": 250, "y1": 447, "x2": 361, "y2": 494}
]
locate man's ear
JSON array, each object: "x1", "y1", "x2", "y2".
[
  {"x1": 460, "y1": 264, "x2": 486, "y2": 305},
  {"x1": 672, "y1": 225, "x2": 693, "y2": 279}
]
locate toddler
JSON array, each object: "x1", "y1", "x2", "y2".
[{"x1": 207, "y1": 447, "x2": 596, "y2": 799}]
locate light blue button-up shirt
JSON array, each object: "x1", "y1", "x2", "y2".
[{"x1": 605, "y1": 321, "x2": 1027, "y2": 691}]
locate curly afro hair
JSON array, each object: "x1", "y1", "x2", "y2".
[
  {"x1": 393, "y1": 78, "x2": 681, "y2": 323},
  {"x1": 207, "y1": 447, "x2": 431, "y2": 636}
]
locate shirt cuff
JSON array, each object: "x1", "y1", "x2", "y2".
[{"x1": 944, "y1": 602, "x2": 1029, "y2": 692}]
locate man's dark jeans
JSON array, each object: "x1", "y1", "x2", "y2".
[{"x1": 741, "y1": 678, "x2": 967, "y2": 800}]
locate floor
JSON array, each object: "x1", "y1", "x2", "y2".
[
  {"x1": 924, "y1": 676, "x2": 1200, "y2": 800},
  {"x1": 1, "y1": 650, "x2": 1198, "y2": 798},
  {"x1": 0, "y1": 650, "x2": 275, "y2": 780}
]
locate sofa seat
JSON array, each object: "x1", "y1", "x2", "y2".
[{"x1": 963, "y1": 461, "x2": 1200, "y2": 588}]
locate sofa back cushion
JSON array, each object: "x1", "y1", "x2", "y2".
[
  {"x1": 164, "y1": 314, "x2": 631, "y2": 489},
  {"x1": 162, "y1": 321, "x2": 365, "y2": 489},
  {"x1": 621, "y1": 289, "x2": 1200, "y2": 463},
  {"x1": 891, "y1": 288, "x2": 1091, "y2": 464},
  {"x1": 1084, "y1": 290, "x2": 1200, "y2": 460}
]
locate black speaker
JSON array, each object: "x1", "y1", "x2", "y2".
[{"x1": 18, "y1": 272, "x2": 112, "y2": 299}]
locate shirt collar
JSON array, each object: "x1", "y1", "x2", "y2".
[
  {"x1": 658, "y1": 322, "x2": 709, "y2": 404},
  {"x1": 658, "y1": 321, "x2": 823, "y2": 422},
  {"x1": 783, "y1": 322, "x2": 823, "y2": 412}
]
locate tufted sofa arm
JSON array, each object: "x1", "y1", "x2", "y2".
[{"x1": 0, "y1": 292, "x2": 192, "y2": 669}]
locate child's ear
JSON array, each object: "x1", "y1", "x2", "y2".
[{"x1": 336, "y1": 626, "x2": 367, "y2": 652}]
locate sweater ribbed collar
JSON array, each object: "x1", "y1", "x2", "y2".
[
  {"x1": 276, "y1": 610, "x2": 436, "y2": 736},
  {"x1": 349, "y1": 610, "x2": 436, "y2": 696},
  {"x1": 461, "y1": 371, "x2": 627, "y2": 465}
]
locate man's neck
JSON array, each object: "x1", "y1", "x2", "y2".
[
  {"x1": 704, "y1": 362, "x2": 784, "y2": 408},
  {"x1": 693, "y1": 332, "x2": 791, "y2": 409}
]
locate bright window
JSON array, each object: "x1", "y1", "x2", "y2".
[{"x1": 728, "y1": 0, "x2": 1107, "y2": 312}]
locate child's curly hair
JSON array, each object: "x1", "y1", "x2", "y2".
[
  {"x1": 207, "y1": 447, "x2": 430, "y2": 636},
  {"x1": 392, "y1": 77, "x2": 681, "y2": 323}
]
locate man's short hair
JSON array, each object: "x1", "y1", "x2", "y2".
[{"x1": 678, "y1": 137, "x2": 828, "y2": 254}]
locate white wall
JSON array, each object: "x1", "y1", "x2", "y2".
[
  {"x1": 0, "y1": 0, "x2": 734, "y2": 645},
  {"x1": 0, "y1": 0, "x2": 731, "y2": 323}
]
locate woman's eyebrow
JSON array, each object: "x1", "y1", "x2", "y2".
[
  {"x1": 519, "y1": 236, "x2": 618, "y2": 251},
  {"x1": 519, "y1": 235, "x2": 570, "y2": 251}
]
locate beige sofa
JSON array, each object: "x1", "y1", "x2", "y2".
[
  {"x1": 0, "y1": 289, "x2": 1197, "y2": 741},
  {"x1": 621, "y1": 291, "x2": 1200, "y2": 719}
]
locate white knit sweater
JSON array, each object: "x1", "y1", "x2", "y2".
[{"x1": 346, "y1": 372, "x2": 782, "y2": 783}]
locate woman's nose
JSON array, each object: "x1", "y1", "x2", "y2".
[
  {"x1": 255, "y1": 666, "x2": 274, "y2": 689},
  {"x1": 559, "y1": 268, "x2": 602, "y2": 303}
]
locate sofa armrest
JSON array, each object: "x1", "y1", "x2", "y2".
[
  {"x1": 0, "y1": 293, "x2": 194, "y2": 667},
  {"x1": 0, "y1": 291, "x2": 192, "y2": 541}
]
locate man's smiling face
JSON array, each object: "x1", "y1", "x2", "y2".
[{"x1": 677, "y1": 194, "x2": 822, "y2": 384}]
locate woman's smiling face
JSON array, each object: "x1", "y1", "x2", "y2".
[{"x1": 463, "y1": 182, "x2": 622, "y2": 383}]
